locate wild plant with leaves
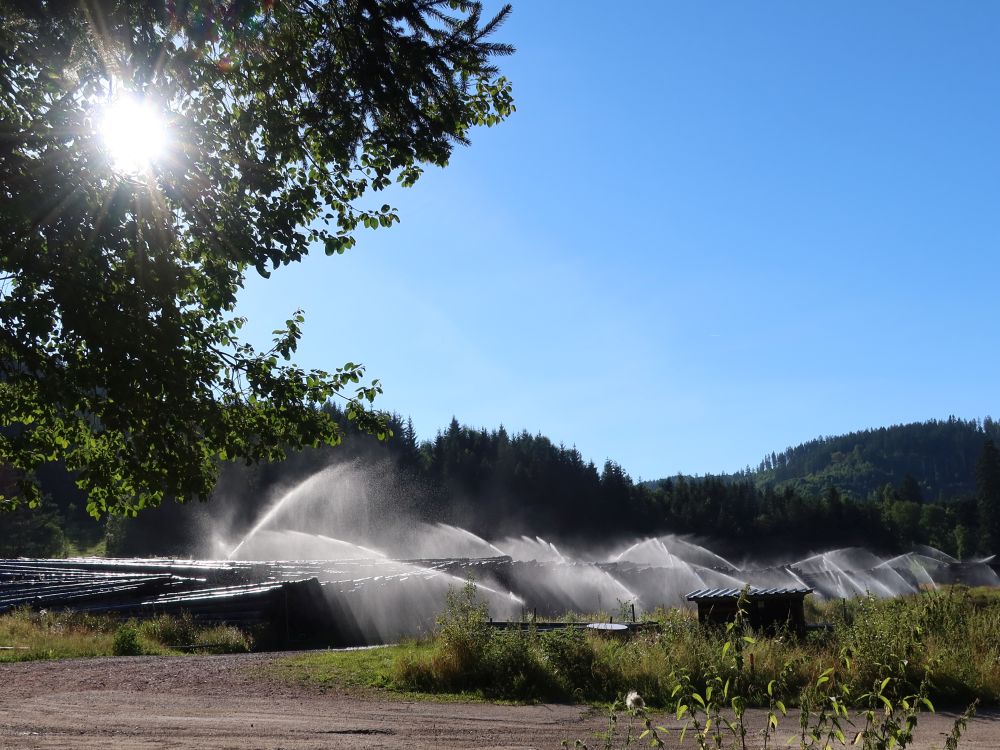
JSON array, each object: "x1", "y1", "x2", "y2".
[{"x1": 573, "y1": 589, "x2": 978, "y2": 750}]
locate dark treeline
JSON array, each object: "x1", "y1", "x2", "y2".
[
  {"x1": 414, "y1": 417, "x2": 651, "y2": 540},
  {"x1": 5, "y1": 412, "x2": 1000, "y2": 560},
  {"x1": 402, "y1": 415, "x2": 1000, "y2": 559},
  {"x1": 202, "y1": 410, "x2": 1000, "y2": 559}
]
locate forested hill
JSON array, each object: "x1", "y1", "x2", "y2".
[{"x1": 745, "y1": 417, "x2": 1000, "y2": 502}]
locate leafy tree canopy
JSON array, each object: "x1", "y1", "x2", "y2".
[{"x1": 0, "y1": 0, "x2": 514, "y2": 515}]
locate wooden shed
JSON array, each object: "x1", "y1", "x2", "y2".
[{"x1": 686, "y1": 586, "x2": 812, "y2": 634}]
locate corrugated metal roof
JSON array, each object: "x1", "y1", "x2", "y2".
[{"x1": 686, "y1": 586, "x2": 812, "y2": 601}]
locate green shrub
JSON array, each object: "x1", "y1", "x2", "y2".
[
  {"x1": 540, "y1": 628, "x2": 605, "y2": 699},
  {"x1": 436, "y1": 578, "x2": 492, "y2": 671},
  {"x1": 393, "y1": 579, "x2": 568, "y2": 700},
  {"x1": 483, "y1": 627, "x2": 561, "y2": 701},
  {"x1": 112, "y1": 623, "x2": 143, "y2": 656}
]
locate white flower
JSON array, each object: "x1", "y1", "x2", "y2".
[{"x1": 626, "y1": 691, "x2": 645, "y2": 712}]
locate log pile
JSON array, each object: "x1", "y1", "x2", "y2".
[{"x1": 0, "y1": 558, "x2": 334, "y2": 644}]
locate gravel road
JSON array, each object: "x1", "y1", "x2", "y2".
[{"x1": 0, "y1": 652, "x2": 997, "y2": 749}]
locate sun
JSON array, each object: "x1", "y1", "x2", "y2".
[{"x1": 99, "y1": 95, "x2": 169, "y2": 174}]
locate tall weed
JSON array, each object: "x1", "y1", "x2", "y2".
[
  {"x1": 581, "y1": 591, "x2": 978, "y2": 750},
  {"x1": 0, "y1": 607, "x2": 252, "y2": 660}
]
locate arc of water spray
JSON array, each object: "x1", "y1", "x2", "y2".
[
  {"x1": 875, "y1": 555, "x2": 936, "y2": 592},
  {"x1": 784, "y1": 566, "x2": 813, "y2": 592},
  {"x1": 436, "y1": 524, "x2": 508, "y2": 557},
  {"x1": 538, "y1": 536, "x2": 566, "y2": 563},
  {"x1": 228, "y1": 464, "x2": 350, "y2": 559}
]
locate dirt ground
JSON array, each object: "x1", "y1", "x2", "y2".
[{"x1": 0, "y1": 652, "x2": 997, "y2": 750}]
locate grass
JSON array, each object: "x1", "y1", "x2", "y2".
[
  {"x1": 270, "y1": 583, "x2": 1000, "y2": 711},
  {"x1": 265, "y1": 642, "x2": 482, "y2": 700},
  {"x1": 272, "y1": 644, "x2": 418, "y2": 691},
  {"x1": 268, "y1": 641, "x2": 543, "y2": 703},
  {"x1": 0, "y1": 607, "x2": 252, "y2": 661},
  {"x1": 0, "y1": 608, "x2": 119, "y2": 661}
]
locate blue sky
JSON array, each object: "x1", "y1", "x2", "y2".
[{"x1": 238, "y1": 1, "x2": 1000, "y2": 480}]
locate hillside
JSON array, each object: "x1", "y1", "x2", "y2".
[{"x1": 749, "y1": 417, "x2": 1000, "y2": 501}]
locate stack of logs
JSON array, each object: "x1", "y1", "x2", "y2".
[{"x1": 0, "y1": 558, "x2": 332, "y2": 645}]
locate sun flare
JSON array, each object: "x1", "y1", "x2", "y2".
[{"x1": 99, "y1": 95, "x2": 169, "y2": 174}]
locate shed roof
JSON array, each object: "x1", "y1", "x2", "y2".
[{"x1": 686, "y1": 586, "x2": 812, "y2": 601}]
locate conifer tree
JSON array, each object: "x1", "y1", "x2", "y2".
[
  {"x1": 977, "y1": 438, "x2": 1000, "y2": 555},
  {"x1": 899, "y1": 474, "x2": 924, "y2": 504}
]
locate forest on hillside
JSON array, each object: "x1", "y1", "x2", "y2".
[
  {"x1": 4, "y1": 413, "x2": 1000, "y2": 561},
  {"x1": 747, "y1": 416, "x2": 1000, "y2": 501}
]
